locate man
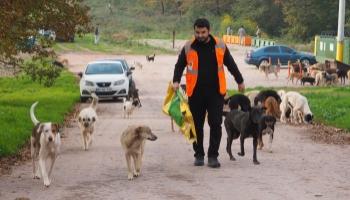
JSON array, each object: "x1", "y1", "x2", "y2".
[
  {"x1": 256, "y1": 25, "x2": 261, "y2": 38},
  {"x1": 238, "y1": 25, "x2": 246, "y2": 45},
  {"x1": 172, "y1": 18, "x2": 245, "y2": 168},
  {"x1": 94, "y1": 25, "x2": 99, "y2": 45}
]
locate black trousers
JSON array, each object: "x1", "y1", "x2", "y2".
[{"x1": 188, "y1": 86, "x2": 224, "y2": 158}]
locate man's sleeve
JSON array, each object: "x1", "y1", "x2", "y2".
[
  {"x1": 223, "y1": 46, "x2": 244, "y2": 84},
  {"x1": 173, "y1": 48, "x2": 187, "y2": 83}
]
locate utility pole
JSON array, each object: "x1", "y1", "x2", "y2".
[{"x1": 336, "y1": 0, "x2": 346, "y2": 62}]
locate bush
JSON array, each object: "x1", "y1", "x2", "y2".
[{"x1": 22, "y1": 58, "x2": 62, "y2": 87}]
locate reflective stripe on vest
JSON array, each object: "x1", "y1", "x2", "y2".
[{"x1": 184, "y1": 37, "x2": 227, "y2": 97}]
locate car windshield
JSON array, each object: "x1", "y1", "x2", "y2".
[{"x1": 85, "y1": 63, "x2": 124, "y2": 75}]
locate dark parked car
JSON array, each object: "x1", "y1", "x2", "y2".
[{"x1": 245, "y1": 45, "x2": 317, "y2": 68}]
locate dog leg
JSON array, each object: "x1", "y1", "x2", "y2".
[
  {"x1": 257, "y1": 135, "x2": 264, "y2": 150},
  {"x1": 133, "y1": 153, "x2": 141, "y2": 177},
  {"x1": 48, "y1": 155, "x2": 57, "y2": 178},
  {"x1": 268, "y1": 133, "x2": 273, "y2": 153},
  {"x1": 125, "y1": 153, "x2": 134, "y2": 180},
  {"x1": 226, "y1": 135, "x2": 235, "y2": 161},
  {"x1": 39, "y1": 156, "x2": 50, "y2": 187},
  {"x1": 253, "y1": 137, "x2": 260, "y2": 165},
  {"x1": 237, "y1": 136, "x2": 245, "y2": 157},
  {"x1": 31, "y1": 140, "x2": 40, "y2": 179}
]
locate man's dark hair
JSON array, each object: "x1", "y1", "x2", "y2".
[{"x1": 193, "y1": 18, "x2": 210, "y2": 30}]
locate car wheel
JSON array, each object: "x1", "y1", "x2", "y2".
[
  {"x1": 300, "y1": 58, "x2": 310, "y2": 67},
  {"x1": 80, "y1": 96, "x2": 88, "y2": 102}
]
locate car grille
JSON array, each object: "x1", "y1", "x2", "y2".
[
  {"x1": 96, "y1": 82, "x2": 111, "y2": 87},
  {"x1": 95, "y1": 91, "x2": 117, "y2": 96}
]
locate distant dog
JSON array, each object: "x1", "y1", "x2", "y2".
[
  {"x1": 224, "y1": 107, "x2": 265, "y2": 164},
  {"x1": 123, "y1": 98, "x2": 141, "y2": 118},
  {"x1": 325, "y1": 72, "x2": 338, "y2": 85},
  {"x1": 257, "y1": 115, "x2": 276, "y2": 152},
  {"x1": 315, "y1": 71, "x2": 326, "y2": 86},
  {"x1": 146, "y1": 54, "x2": 155, "y2": 62},
  {"x1": 300, "y1": 77, "x2": 315, "y2": 85},
  {"x1": 280, "y1": 91, "x2": 313, "y2": 124},
  {"x1": 78, "y1": 93, "x2": 98, "y2": 150},
  {"x1": 264, "y1": 96, "x2": 281, "y2": 119},
  {"x1": 259, "y1": 58, "x2": 280, "y2": 80},
  {"x1": 121, "y1": 125, "x2": 157, "y2": 180},
  {"x1": 129, "y1": 80, "x2": 142, "y2": 107},
  {"x1": 134, "y1": 61, "x2": 143, "y2": 70},
  {"x1": 254, "y1": 90, "x2": 282, "y2": 106},
  {"x1": 30, "y1": 102, "x2": 61, "y2": 187}
]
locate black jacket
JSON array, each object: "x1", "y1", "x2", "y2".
[{"x1": 173, "y1": 35, "x2": 244, "y2": 91}]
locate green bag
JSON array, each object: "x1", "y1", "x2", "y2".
[{"x1": 168, "y1": 91, "x2": 184, "y2": 126}]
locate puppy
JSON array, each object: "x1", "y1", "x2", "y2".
[
  {"x1": 123, "y1": 98, "x2": 141, "y2": 118},
  {"x1": 78, "y1": 93, "x2": 98, "y2": 150},
  {"x1": 257, "y1": 115, "x2": 276, "y2": 152},
  {"x1": 30, "y1": 102, "x2": 61, "y2": 187},
  {"x1": 254, "y1": 89, "x2": 282, "y2": 106},
  {"x1": 146, "y1": 54, "x2": 155, "y2": 62},
  {"x1": 264, "y1": 96, "x2": 281, "y2": 119},
  {"x1": 300, "y1": 77, "x2": 315, "y2": 85},
  {"x1": 224, "y1": 107, "x2": 265, "y2": 164},
  {"x1": 280, "y1": 91, "x2": 313, "y2": 124},
  {"x1": 120, "y1": 125, "x2": 157, "y2": 180}
]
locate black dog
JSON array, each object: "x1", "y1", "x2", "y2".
[
  {"x1": 146, "y1": 54, "x2": 155, "y2": 62},
  {"x1": 225, "y1": 94, "x2": 251, "y2": 111},
  {"x1": 258, "y1": 115, "x2": 276, "y2": 151},
  {"x1": 128, "y1": 80, "x2": 142, "y2": 107},
  {"x1": 300, "y1": 77, "x2": 315, "y2": 85},
  {"x1": 335, "y1": 60, "x2": 350, "y2": 85},
  {"x1": 254, "y1": 90, "x2": 281, "y2": 106},
  {"x1": 224, "y1": 107, "x2": 265, "y2": 164}
]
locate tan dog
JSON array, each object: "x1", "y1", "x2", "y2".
[
  {"x1": 78, "y1": 93, "x2": 98, "y2": 150},
  {"x1": 30, "y1": 102, "x2": 61, "y2": 187},
  {"x1": 264, "y1": 96, "x2": 281, "y2": 119},
  {"x1": 120, "y1": 125, "x2": 157, "y2": 180}
]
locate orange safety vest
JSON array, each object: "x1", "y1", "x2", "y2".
[{"x1": 184, "y1": 37, "x2": 227, "y2": 97}]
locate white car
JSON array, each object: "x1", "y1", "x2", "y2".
[{"x1": 79, "y1": 60, "x2": 131, "y2": 102}]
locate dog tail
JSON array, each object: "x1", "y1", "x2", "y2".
[
  {"x1": 90, "y1": 93, "x2": 99, "y2": 110},
  {"x1": 30, "y1": 102, "x2": 40, "y2": 125}
]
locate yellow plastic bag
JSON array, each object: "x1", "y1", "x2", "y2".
[{"x1": 162, "y1": 82, "x2": 197, "y2": 143}]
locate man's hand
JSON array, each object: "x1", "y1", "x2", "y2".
[
  {"x1": 238, "y1": 82, "x2": 245, "y2": 93},
  {"x1": 173, "y1": 82, "x2": 179, "y2": 91}
]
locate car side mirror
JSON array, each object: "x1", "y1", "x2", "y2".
[
  {"x1": 127, "y1": 71, "x2": 132, "y2": 76},
  {"x1": 78, "y1": 72, "x2": 83, "y2": 78},
  {"x1": 130, "y1": 66, "x2": 135, "y2": 71}
]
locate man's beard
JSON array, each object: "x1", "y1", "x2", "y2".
[{"x1": 196, "y1": 36, "x2": 209, "y2": 43}]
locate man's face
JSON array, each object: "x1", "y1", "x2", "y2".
[{"x1": 194, "y1": 26, "x2": 209, "y2": 43}]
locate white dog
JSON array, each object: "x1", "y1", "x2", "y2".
[
  {"x1": 123, "y1": 98, "x2": 141, "y2": 119},
  {"x1": 78, "y1": 93, "x2": 98, "y2": 150},
  {"x1": 280, "y1": 91, "x2": 313, "y2": 124},
  {"x1": 30, "y1": 102, "x2": 61, "y2": 187}
]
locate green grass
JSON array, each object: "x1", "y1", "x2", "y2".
[
  {"x1": 228, "y1": 87, "x2": 350, "y2": 131},
  {"x1": 53, "y1": 34, "x2": 174, "y2": 54},
  {"x1": 0, "y1": 71, "x2": 79, "y2": 157}
]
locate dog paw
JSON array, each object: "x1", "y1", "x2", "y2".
[
  {"x1": 253, "y1": 160, "x2": 260, "y2": 165},
  {"x1": 128, "y1": 173, "x2": 134, "y2": 180},
  {"x1": 44, "y1": 180, "x2": 51, "y2": 187},
  {"x1": 229, "y1": 156, "x2": 236, "y2": 161},
  {"x1": 33, "y1": 175, "x2": 40, "y2": 179},
  {"x1": 237, "y1": 152, "x2": 245, "y2": 157},
  {"x1": 133, "y1": 172, "x2": 140, "y2": 177}
]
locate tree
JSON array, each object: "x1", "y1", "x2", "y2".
[{"x1": 0, "y1": 0, "x2": 92, "y2": 69}]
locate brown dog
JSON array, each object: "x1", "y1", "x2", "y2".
[
  {"x1": 120, "y1": 125, "x2": 157, "y2": 180},
  {"x1": 264, "y1": 96, "x2": 281, "y2": 119}
]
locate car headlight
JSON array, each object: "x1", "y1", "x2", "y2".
[
  {"x1": 85, "y1": 80, "x2": 94, "y2": 86},
  {"x1": 114, "y1": 79, "x2": 125, "y2": 86}
]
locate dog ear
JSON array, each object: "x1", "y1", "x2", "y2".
[
  {"x1": 52, "y1": 123, "x2": 60, "y2": 133},
  {"x1": 38, "y1": 124, "x2": 44, "y2": 134},
  {"x1": 135, "y1": 126, "x2": 144, "y2": 135},
  {"x1": 78, "y1": 116, "x2": 82, "y2": 122}
]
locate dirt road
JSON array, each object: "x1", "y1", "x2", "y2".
[{"x1": 0, "y1": 45, "x2": 349, "y2": 200}]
